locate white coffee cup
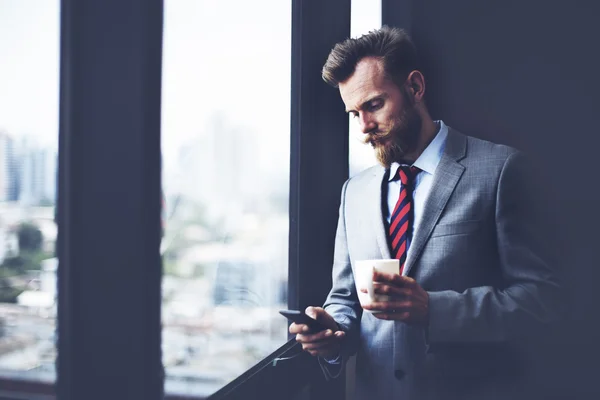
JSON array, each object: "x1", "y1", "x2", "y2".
[{"x1": 354, "y1": 259, "x2": 400, "y2": 311}]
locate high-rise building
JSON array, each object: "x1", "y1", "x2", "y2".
[
  {"x1": 18, "y1": 139, "x2": 57, "y2": 206},
  {"x1": 0, "y1": 131, "x2": 18, "y2": 202},
  {"x1": 0, "y1": 132, "x2": 9, "y2": 202},
  {"x1": 172, "y1": 112, "x2": 259, "y2": 220}
]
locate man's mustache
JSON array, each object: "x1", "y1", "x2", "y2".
[{"x1": 363, "y1": 130, "x2": 392, "y2": 145}]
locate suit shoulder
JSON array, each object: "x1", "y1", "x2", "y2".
[
  {"x1": 464, "y1": 134, "x2": 519, "y2": 161},
  {"x1": 347, "y1": 165, "x2": 382, "y2": 185},
  {"x1": 341, "y1": 165, "x2": 383, "y2": 197},
  {"x1": 449, "y1": 129, "x2": 522, "y2": 170}
]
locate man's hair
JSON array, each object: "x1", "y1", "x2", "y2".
[{"x1": 322, "y1": 26, "x2": 418, "y2": 88}]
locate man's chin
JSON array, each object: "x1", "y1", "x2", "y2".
[{"x1": 374, "y1": 148, "x2": 395, "y2": 169}]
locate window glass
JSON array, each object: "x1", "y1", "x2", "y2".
[
  {"x1": 349, "y1": 0, "x2": 381, "y2": 177},
  {"x1": 161, "y1": 1, "x2": 291, "y2": 396},
  {"x1": 0, "y1": 0, "x2": 60, "y2": 384}
]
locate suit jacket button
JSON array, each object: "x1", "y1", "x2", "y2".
[{"x1": 394, "y1": 369, "x2": 405, "y2": 380}]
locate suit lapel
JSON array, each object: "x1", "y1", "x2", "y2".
[
  {"x1": 370, "y1": 167, "x2": 392, "y2": 259},
  {"x1": 402, "y1": 128, "x2": 467, "y2": 277}
]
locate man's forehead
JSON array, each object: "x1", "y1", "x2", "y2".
[
  {"x1": 353, "y1": 57, "x2": 385, "y2": 80},
  {"x1": 339, "y1": 58, "x2": 387, "y2": 107}
]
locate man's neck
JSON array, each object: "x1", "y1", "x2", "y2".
[{"x1": 403, "y1": 118, "x2": 438, "y2": 164}]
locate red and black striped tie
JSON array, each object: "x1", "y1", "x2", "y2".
[{"x1": 389, "y1": 165, "x2": 420, "y2": 272}]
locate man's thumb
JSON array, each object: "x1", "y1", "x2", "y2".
[{"x1": 305, "y1": 306, "x2": 319, "y2": 319}]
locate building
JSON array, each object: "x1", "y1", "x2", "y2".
[
  {"x1": 18, "y1": 141, "x2": 57, "y2": 206},
  {"x1": 0, "y1": 132, "x2": 18, "y2": 202},
  {"x1": 16, "y1": 257, "x2": 57, "y2": 314}
]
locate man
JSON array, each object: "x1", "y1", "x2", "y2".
[{"x1": 289, "y1": 26, "x2": 560, "y2": 400}]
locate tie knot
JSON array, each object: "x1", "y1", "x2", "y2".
[{"x1": 396, "y1": 165, "x2": 420, "y2": 185}]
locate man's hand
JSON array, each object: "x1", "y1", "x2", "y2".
[
  {"x1": 289, "y1": 306, "x2": 346, "y2": 358},
  {"x1": 361, "y1": 271, "x2": 429, "y2": 326}
]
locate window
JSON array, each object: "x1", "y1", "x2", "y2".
[
  {"x1": 0, "y1": 1, "x2": 351, "y2": 398},
  {"x1": 161, "y1": 0, "x2": 291, "y2": 396},
  {"x1": 0, "y1": 0, "x2": 59, "y2": 386},
  {"x1": 349, "y1": 0, "x2": 381, "y2": 177}
]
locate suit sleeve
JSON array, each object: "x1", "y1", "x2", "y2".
[
  {"x1": 317, "y1": 179, "x2": 363, "y2": 374},
  {"x1": 426, "y1": 151, "x2": 563, "y2": 345}
]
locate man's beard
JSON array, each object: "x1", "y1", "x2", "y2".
[{"x1": 363, "y1": 99, "x2": 422, "y2": 169}]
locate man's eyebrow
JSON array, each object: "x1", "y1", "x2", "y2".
[{"x1": 345, "y1": 94, "x2": 385, "y2": 113}]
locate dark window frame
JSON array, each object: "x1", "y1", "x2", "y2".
[{"x1": 56, "y1": 0, "x2": 164, "y2": 399}]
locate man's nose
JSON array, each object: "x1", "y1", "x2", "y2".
[{"x1": 359, "y1": 114, "x2": 376, "y2": 134}]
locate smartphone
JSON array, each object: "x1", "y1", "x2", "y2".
[{"x1": 279, "y1": 309, "x2": 328, "y2": 332}]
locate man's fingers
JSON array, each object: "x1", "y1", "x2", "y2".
[
  {"x1": 295, "y1": 329, "x2": 335, "y2": 343},
  {"x1": 296, "y1": 329, "x2": 345, "y2": 356},
  {"x1": 305, "y1": 306, "x2": 318, "y2": 318},
  {"x1": 305, "y1": 306, "x2": 339, "y2": 331},
  {"x1": 300, "y1": 337, "x2": 339, "y2": 351},
  {"x1": 289, "y1": 322, "x2": 327, "y2": 335},
  {"x1": 292, "y1": 307, "x2": 346, "y2": 358},
  {"x1": 360, "y1": 284, "x2": 410, "y2": 297},
  {"x1": 288, "y1": 322, "x2": 307, "y2": 334},
  {"x1": 372, "y1": 271, "x2": 414, "y2": 286},
  {"x1": 371, "y1": 284, "x2": 411, "y2": 297},
  {"x1": 299, "y1": 331, "x2": 345, "y2": 352}
]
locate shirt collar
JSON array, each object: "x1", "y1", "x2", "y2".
[{"x1": 388, "y1": 120, "x2": 449, "y2": 181}]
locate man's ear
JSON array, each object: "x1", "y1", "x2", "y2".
[{"x1": 406, "y1": 70, "x2": 426, "y2": 102}]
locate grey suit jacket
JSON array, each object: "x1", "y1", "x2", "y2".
[{"x1": 321, "y1": 128, "x2": 561, "y2": 400}]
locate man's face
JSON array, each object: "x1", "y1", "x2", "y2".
[{"x1": 339, "y1": 57, "x2": 422, "y2": 168}]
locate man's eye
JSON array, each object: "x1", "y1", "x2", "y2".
[{"x1": 368, "y1": 100, "x2": 383, "y2": 111}]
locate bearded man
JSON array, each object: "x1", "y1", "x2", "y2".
[{"x1": 289, "y1": 26, "x2": 561, "y2": 400}]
